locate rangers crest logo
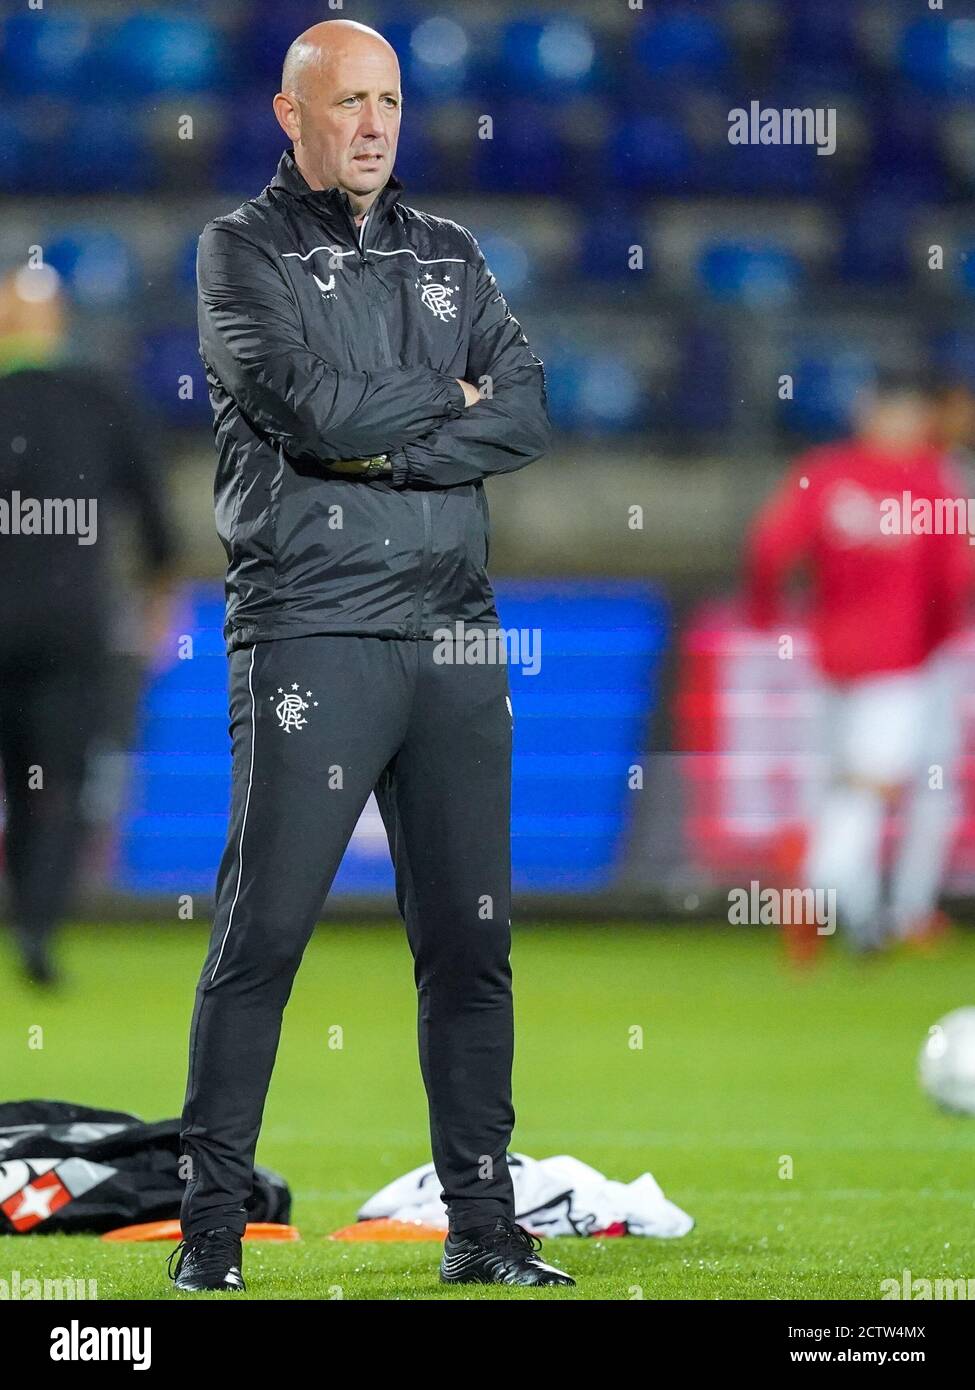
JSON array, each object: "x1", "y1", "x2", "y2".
[
  {"x1": 270, "y1": 683, "x2": 318, "y2": 733},
  {"x1": 416, "y1": 271, "x2": 460, "y2": 321}
]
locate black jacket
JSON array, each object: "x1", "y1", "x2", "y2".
[
  {"x1": 198, "y1": 148, "x2": 552, "y2": 652},
  {"x1": 0, "y1": 365, "x2": 175, "y2": 655}
]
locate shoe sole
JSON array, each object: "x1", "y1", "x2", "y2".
[
  {"x1": 174, "y1": 1279, "x2": 246, "y2": 1293},
  {"x1": 174, "y1": 1285, "x2": 246, "y2": 1293},
  {"x1": 440, "y1": 1267, "x2": 574, "y2": 1287}
]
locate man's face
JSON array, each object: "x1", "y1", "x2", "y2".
[
  {"x1": 292, "y1": 43, "x2": 401, "y2": 198},
  {"x1": 857, "y1": 391, "x2": 932, "y2": 452}
]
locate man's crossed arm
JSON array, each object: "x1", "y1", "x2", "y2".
[
  {"x1": 383, "y1": 227, "x2": 551, "y2": 487},
  {"x1": 197, "y1": 221, "x2": 549, "y2": 485}
]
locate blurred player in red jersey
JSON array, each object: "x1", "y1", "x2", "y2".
[{"x1": 745, "y1": 374, "x2": 973, "y2": 952}]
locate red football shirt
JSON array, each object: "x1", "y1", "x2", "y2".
[{"x1": 744, "y1": 440, "x2": 974, "y2": 679}]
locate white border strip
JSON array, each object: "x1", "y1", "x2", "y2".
[
  {"x1": 210, "y1": 646, "x2": 257, "y2": 984},
  {"x1": 282, "y1": 245, "x2": 357, "y2": 261},
  {"x1": 282, "y1": 246, "x2": 468, "y2": 267},
  {"x1": 366, "y1": 249, "x2": 467, "y2": 264}
]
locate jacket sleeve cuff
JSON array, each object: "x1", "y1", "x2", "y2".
[
  {"x1": 388, "y1": 449, "x2": 411, "y2": 487},
  {"x1": 443, "y1": 377, "x2": 468, "y2": 418}
]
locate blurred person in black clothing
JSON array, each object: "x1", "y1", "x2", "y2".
[{"x1": 0, "y1": 264, "x2": 177, "y2": 985}]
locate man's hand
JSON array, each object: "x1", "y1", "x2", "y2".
[
  {"x1": 327, "y1": 455, "x2": 393, "y2": 477},
  {"x1": 326, "y1": 384, "x2": 479, "y2": 476},
  {"x1": 456, "y1": 379, "x2": 481, "y2": 408}
]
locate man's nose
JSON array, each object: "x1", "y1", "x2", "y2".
[{"x1": 357, "y1": 99, "x2": 387, "y2": 138}]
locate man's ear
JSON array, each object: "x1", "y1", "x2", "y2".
[{"x1": 272, "y1": 92, "x2": 300, "y2": 143}]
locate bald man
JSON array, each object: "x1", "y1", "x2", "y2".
[{"x1": 169, "y1": 21, "x2": 572, "y2": 1290}]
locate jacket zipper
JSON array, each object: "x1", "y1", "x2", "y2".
[
  {"x1": 330, "y1": 192, "x2": 434, "y2": 639},
  {"x1": 410, "y1": 493, "x2": 433, "y2": 638},
  {"x1": 359, "y1": 216, "x2": 434, "y2": 639},
  {"x1": 374, "y1": 306, "x2": 393, "y2": 365}
]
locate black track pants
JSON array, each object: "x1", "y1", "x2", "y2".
[
  {"x1": 0, "y1": 641, "x2": 101, "y2": 954},
  {"x1": 179, "y1": 634, "x2": 515, "y2": 1237}
]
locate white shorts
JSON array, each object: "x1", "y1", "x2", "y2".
[{"x1": 818, "y1": 652, "x2": 962, "y2": 787}]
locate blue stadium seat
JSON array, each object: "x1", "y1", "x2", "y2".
[
  {"x1": 576, "y1": 209, "x2": 650, "y2": 281},
  {"x1": 384, "y1": 15, "x2": 471, "y2": 99},
  {"x1": 715, "y1": 134, "x2": 823, "y2": 196},
  {"x1": 698, "y1": 241, "x2": 803, "y2": 306},
  {"x1": 634, "y1": 10, "x2": 729, "y2": 81},
  {"x1": 541, "y1": 343, "x2": 586, "y2": 430},
  {"x1": 900, "y1": 16, "x2": 975, "y2": 97},
  {"x1": 541, "y1": 341, "x2": 644, "y2": 432},
  {"x1": 863, "y1": 99, "x2": 946, "y2": 203},
  {"x1": 214, "y1": 100, "x2": 288, "y2": 193},
  {"x1": 236, "y1": 0, "x2": 328, "y2": 85},
  {"x1": 1, "y1": 11, "x2": 96, "y2": 96},
  {"x1": 138, "y1": 328, "x2": 211, "y2": 424},
  {"x1": 45, "y1": 231, "x2": 137, "y2": 309},
  {"x1": 671, "y1": 325, "x2": 734, "y2": 433},
  {"x1": 613, "y1": 113, "x2": 695, "y2": 191},
  {"x1": 476, "y1": 233, "x2": 532, "y2": 295},
  {"x1": 782, "y1": 0, "x2": 862, "y2": 68},
  {"x1": 0, "y1": 112, "x2": 30, "y2": 192},
  {"x1": 175, "y1": 233, "x2": 201, "y2": 294},
  {"x1": 473, "y1": 101, "x2": 569, "y2": 193},
  {"x1": 778, "y1": 349, "x2": 876, "y2": 440},
  {"x1": 101, "y1": 12, "x2": 224, "y2": 96},
  {"x1": 50, "y1": 106, "x2": 157, "y2": 193},
  {"x1": 575, "y1": 352, "x2": 645, "y2": 433},
  {"x1": 838, "y1": 197, "x2": 912, "y2": 286},
  {"x1": 498, "y1": 17, "x2": 599, "y2": 96},
  {"x1": 959, "y1": 243, "x2": 975, "y2": 296},
  {"x1": 384, "y1": 107, "x2": 437, "y2": 189}
]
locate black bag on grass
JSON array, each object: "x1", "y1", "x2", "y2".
[{"x1": 0, "y1": 1100, "x2": 291, "y2": 1233}]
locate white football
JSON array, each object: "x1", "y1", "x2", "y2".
[{"x1": 919, "y1": 1008, "x2": 975, "y2": 1115}]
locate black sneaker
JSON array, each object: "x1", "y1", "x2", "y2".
[
  {"x1": 167, "y1": 1227, "x2": 245, "y2": 1292},
  {"x1": 440, "y1": 1217, "x2": 576, "y2": 1287},
  {"x1": 13, "y1": 930, "x2": 60, "y2": 989}
]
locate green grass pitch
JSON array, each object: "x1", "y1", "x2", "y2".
[{"x1": 1, "y1": 921, "x2": 973, "y2": 1299}]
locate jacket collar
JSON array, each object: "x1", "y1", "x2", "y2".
[{"x1": 269, "y1": 148, "x2": 405, "y2": 228}]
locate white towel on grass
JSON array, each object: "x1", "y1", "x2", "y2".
[{"x1": 357, "y1": 1152, "x2": 694, "y2": 1238}]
